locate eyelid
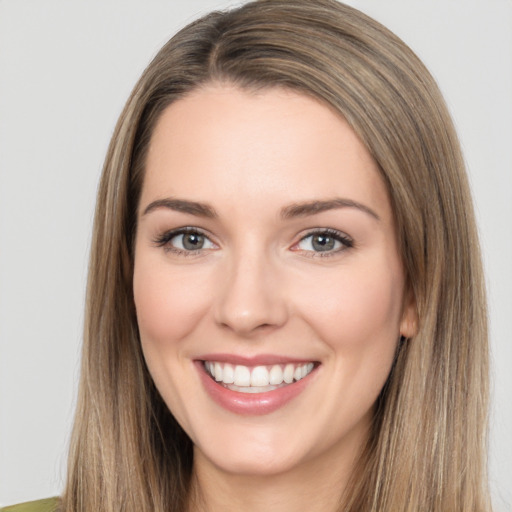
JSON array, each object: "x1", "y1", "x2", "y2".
[
  {"x1": 153, "y1": 226, "x2": 217, "y2": 254},
  {"x1": 291, "y1": 228, "x2": 354, "y2": 256},
  {"x1": 152, "y1": 226, "x2": 353, "y2": 257}
]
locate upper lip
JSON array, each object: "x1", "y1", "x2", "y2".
[{"x1": 196, "y1": 353, "x2": 318, "y2": 366}]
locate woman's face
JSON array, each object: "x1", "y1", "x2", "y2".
[{"x1": 134, "y1": 84, "x2": 416, "y2": 477}]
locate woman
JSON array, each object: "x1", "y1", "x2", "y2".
[{"x1": 2, "y1": 0, "x2": 492, "y2": 510}]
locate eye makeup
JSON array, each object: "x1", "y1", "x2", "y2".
[{"x1": 152, "y1": 225, "x2": 354, "y2": 259}]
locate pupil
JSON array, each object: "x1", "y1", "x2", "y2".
[
  {"x1": 183, "y1": 233, "x2": 204, "y2": 250},
  {"x1": 312, "y1": 235, "x2": 334, "y2": 251}
]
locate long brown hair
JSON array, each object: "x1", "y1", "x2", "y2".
[{"x1": 62, "y1": 1, "x2": 491, "y2": 510}]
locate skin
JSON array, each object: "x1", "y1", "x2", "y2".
[{"x1": 133, "y1": 84, "x2": 417, "y2": 512}]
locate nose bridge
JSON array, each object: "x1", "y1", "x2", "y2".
[{"x1": 214, "y1": 241, "x2": 287, "y2": 335}]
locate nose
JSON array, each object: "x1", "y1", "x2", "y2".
[{"x1": 213, "y1": 250, "x2": 288, "y2": 337}]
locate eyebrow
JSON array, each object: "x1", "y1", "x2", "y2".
[
  {"x1": 142, "y1": 197, "x2": 379, "y2": 221},
  {"x1": 142, "y1": 198, "x2": 217, "y2": 218},
  {"x1": 281, "y1": 198, "x2": 380, "y2": 221}
]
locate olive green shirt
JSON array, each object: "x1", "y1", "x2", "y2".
[{"x1": 0, "y1": 498, "x2": 59, "y2": 512}]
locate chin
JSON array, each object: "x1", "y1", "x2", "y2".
[{"x1": 195, "y1": 441, "x2": 307, "y2": 477}]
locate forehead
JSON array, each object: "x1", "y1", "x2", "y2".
[{"x1": 141, "y1": 84, "x2": 390, "y2": 222}]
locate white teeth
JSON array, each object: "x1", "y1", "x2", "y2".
[
  {"x1": 269, "y1": 365, "x2": 283, "y2": 385},
  {"x1": 228, "y1": 384, "x2": 279, "y2": 393},
  {"x1": 223, "y1": 363, "x2": 234, "y2": 384},
  {"x1": 214, "y1": 362, "x2": 223, "y2": 381},
  {"x1": 283, "y1": 364, "x2": 294, "y2": 383},
  {"x1": 234, "y1": 365, "x2": 251, "y2": 386},
  {"x1": 204, "y1": 361, "x2": 315, "y2": 389},
  {"x1": 251, "y1": 366, "x2": 269, "y2": 386}
]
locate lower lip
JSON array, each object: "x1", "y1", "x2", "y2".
[{"x1": 195, "y1": 361, "x2": 317, "y2": 415}]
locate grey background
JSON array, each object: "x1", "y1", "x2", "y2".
[{"x1": 0, "y1": 0, "x2": 510, "y2": 509}]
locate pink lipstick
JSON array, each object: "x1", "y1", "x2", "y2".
[{"x1": 195, "y1": 355, "x2": 319, "y2": 415}]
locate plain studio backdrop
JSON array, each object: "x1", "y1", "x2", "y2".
[{"x1": 0, "y1": 0, "x2": 510, "y2": 509}]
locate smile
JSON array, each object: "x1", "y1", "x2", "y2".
[
  {"x1": 203, "y1": 361, "x2": 315, "y2": 393},
  {"x1": 196, "y1": 357, "x2": 320, "y2": 415}
]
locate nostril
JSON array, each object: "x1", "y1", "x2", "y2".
[
  {"x1": 218, "y1": 319, "x2": 277, "y2": 335},
  {"x1": 215, "y1": 302, "x2": 287, "y2": 335},
  {"x1": 213, "y1": 262, "x2": 289, "y2": 334}
]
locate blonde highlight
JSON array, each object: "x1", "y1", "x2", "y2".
[{"x1": 62, "y1": 1, "x2": 491, "y2": 511}]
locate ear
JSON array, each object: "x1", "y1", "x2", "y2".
[{"x1": 399, "y1": 287, "x2": 418, "y2": 339}]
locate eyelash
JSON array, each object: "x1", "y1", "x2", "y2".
[
  {"x1": 294, "y1": 228, "x2": 354, "y2": 258},
  {"x1": 153, "y1": 227, "x2": 354, "y2": 257},
  {"x1": 153, "y1": 227, "x2": 214, "y2": 256}
]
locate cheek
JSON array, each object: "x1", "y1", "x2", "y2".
[
  {"x1": 132, "y1": 255, "x2": 213, "y2": 429},
  {"x1": 294, "y1": 259, "x2": 405, "y2": 432},
  {"x1": 297, "y1": 259, "x2": 404, "y2": 353},
  {"x1": 133, "y1": 257, "x2": 212, "y2": 345}
]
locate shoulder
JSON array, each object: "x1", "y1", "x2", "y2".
[{"x1": 0, "y1": 498, "x2": 59, "y2": 512}]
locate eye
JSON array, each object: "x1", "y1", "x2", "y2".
[
  {"x1": 154, "y1": 227, "x2": 216, "y2": 254},
  {"x1": 294, "y1": 229, "x2": 353, "y2": 255},
  {"x1": 172, "y1": 231, "x2": 213, "y2": 251}
]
